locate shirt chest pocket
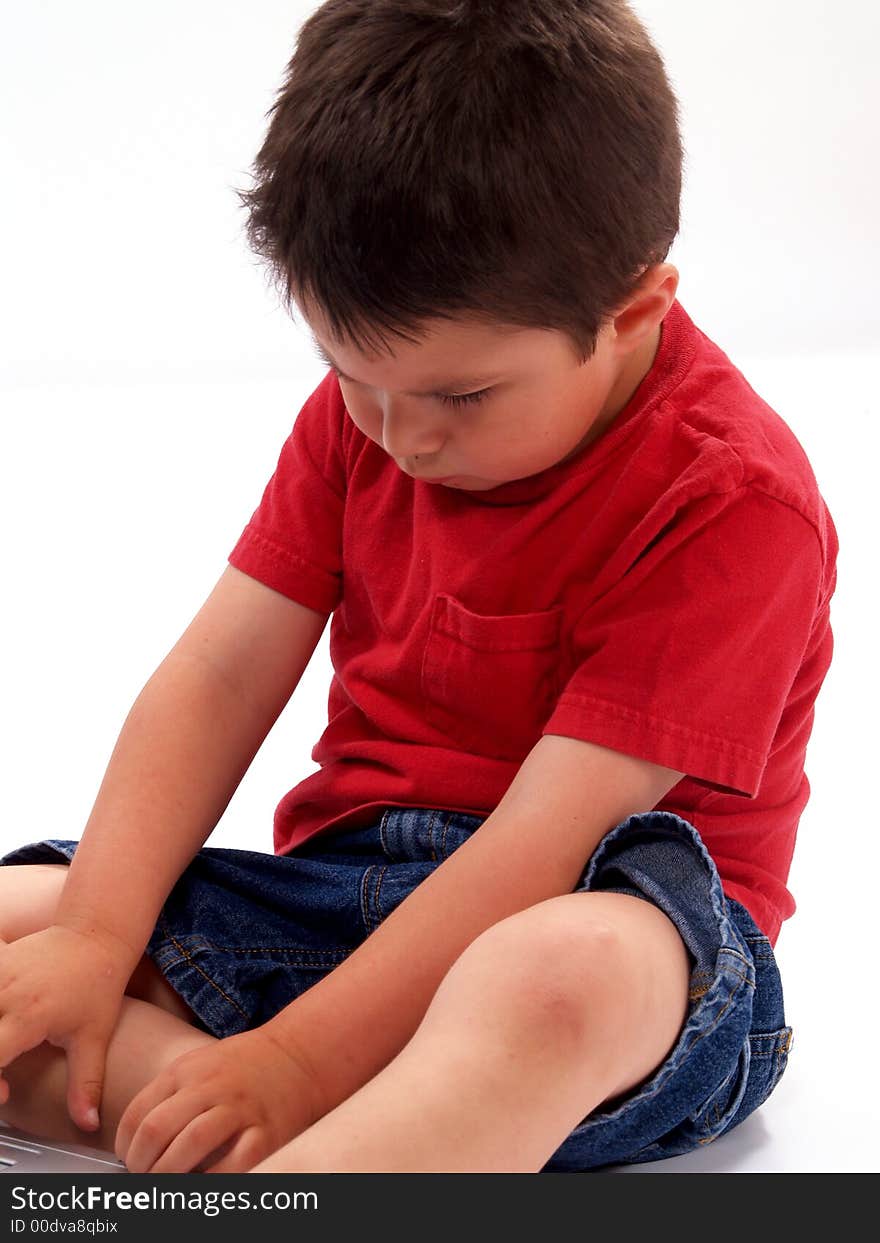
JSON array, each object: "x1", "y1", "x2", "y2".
[{"x1": 419, "y1": 593, "x2": 565, "y2": 761}]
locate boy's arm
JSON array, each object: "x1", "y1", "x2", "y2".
[
  {"x1": 264, "y1": 734, "x2": 683, "y2": 1117},
  {"x1": 54, "y1": 565, "x2": 328, "y2": 966}
]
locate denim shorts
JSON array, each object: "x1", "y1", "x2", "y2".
[{"x1": 0, "y1": 808, "x2": 792, "y2": 1171}]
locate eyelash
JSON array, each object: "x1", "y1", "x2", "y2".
[
  {"x1": 438, "y1": 388, "x2": 490, "y2": 408},
  {"x1": 327, "y1": 366, "x2": 490, "y2": 409}
]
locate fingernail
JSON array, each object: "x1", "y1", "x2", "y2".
[{"x1": 85, "y1": 1107, "x2": 100, "y2": 1129}]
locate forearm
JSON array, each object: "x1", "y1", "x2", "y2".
[
  {"x1": 263, "y1": 795, "x2": 597, "y2": 1114},
  {"x1": 262, "y1": 735, "x2": 682, "y2": 1118},
  {"x1": 54, "y1": 651, "x2": 274, "y2": 970}
]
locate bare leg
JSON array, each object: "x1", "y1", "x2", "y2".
[
  {"x1": 0, "y1": 863, "x2": 213, "y2": 1151},
  {"x1": 252, "y1": 892, "x2": 690, "y2": 1173},
  {"x1": 0, "y1": 1000, "x2": 215, "y2": 1154},
  {"x1": 0, "y1": 863, "x2": 201, "y2": 1026}
]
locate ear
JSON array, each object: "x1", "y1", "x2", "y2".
[{"x1": 611, "y1": 262, "x2": 680, "y2": 347}]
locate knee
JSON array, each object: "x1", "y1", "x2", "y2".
[{"x1": 427, "y1": 899, "x2": 636, "y2": 1054}]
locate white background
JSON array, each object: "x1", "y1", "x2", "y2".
[{"x1": 1, "y1": 2, "x2": 877, "y2": 1173}]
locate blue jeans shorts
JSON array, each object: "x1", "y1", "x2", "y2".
[{"x1": 0, "y1": 808, "x2": 792, "y2": 1171}]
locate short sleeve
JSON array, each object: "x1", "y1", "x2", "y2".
[
  {"x1": 227, "y1": 372, "x2": 345, "y2": 614},
  {"x1": 542, "y1": 487, "x2": 824, "y2": 798}
]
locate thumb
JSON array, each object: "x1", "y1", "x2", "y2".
[{"x1": 65, "y1": 1037, "x2": 108, "y2": 1133}]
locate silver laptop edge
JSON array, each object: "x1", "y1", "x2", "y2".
[{"x1": 0, "y1": 1119, "x2": 125, "y2": 1174}]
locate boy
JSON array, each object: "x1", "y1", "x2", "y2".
[{"x1": 0, "y1": 0, "x2": 836, "y2": 1173}]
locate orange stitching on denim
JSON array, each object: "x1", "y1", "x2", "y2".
[
  {"x1": 440, "y1": 814, "x2": 451, "y2": 857},
  {"x1": 719, "y1": 947, "x2": 754, "y2": 971},
  {"x1": 372, "y1": 864, "x2": 388, "y2": 923},
  {"x1": 685, "y1": 978, "x2": 745, "y2": 1060},
  {"x1": 749, "y1": 1037, "x2": 791, "y2": 1059},
  {"x1": 690, "y1": 966, "x2": 752, "y2": 995},
  {"x1": 158, "y1": 917, "x2": 249, "y2": 1021},
  {"x1": 688, "y1": 956, "x2": 755, "y2": 1002},
  {"x1": 738, "y1": 934, "x2": 774, "y2": 961},
  {"x1": 427, "y1": 809, "x2": 438, "y2": 861},
  {"x1": 689, "y1": 970, "x2": 715, "y2": 997},
  {"x1": 208, "y1": 946, "x2": 350, "y2": 958},
  {"x1": 359, "y1": 865, "x2": 374, "y2": 932}
]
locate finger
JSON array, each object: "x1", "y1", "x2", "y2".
[
  {"x1": 203, "y1": 1125, "x2": 271, "y2": 1174},
  {"x1": 146, "y1": 1105, "x2": 237, "y2": 1175},
  {"x1": 123, "y1": 1090, "x2": 218, "y2": 1174},
  {"x1": 114, "y1": 1071, "x2": 177, "y2": 1167},
  {"x1": 65, "y1": 1036, "x2": 108, "y2": 1133}
]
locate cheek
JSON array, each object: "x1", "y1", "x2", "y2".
[{"x1": 339, "y1": 392, "x2": 379, "y2": 440}]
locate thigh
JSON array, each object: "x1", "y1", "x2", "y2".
[{"x1": 0, "y1": 863, "x2": 200, "y2": 1027}]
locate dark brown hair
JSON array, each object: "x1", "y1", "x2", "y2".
[{"x1": 235, "y1": 0, "x2": 683, "y2": 362}]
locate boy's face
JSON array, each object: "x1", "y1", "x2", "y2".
[{"x1": 299, "y1": 288, "x2": 667, "y2": 492}]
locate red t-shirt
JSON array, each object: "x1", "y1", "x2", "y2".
[{"x1": 228, "y1": 299, "x2": 837, "y2": 944}]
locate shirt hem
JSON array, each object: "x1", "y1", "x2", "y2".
[
  {"x1": 543, "y1": 692, "x2": 765, "y2": 799},
  {"x1": 228, "y1": 526, "x2": 340, "y2": 615}
]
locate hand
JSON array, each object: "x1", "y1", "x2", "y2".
[
  {"x1": 0, "y1": 925, "x2": 134, "y2": 1133},
  {"x1": 114, "y1": 1026, "x2": 325, "y2": 1173}
]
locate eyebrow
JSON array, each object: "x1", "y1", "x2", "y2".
[{"x1": 311, "y1": 338, "x2": 498, "y2": 397}]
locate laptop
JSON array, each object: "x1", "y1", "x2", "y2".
[{"x1": 0, "y1": 1119, "x2": 125, "y2": 1174}]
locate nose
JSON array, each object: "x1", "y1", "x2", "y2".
[{"x1": 379, "y1": 395, "x2": 446, "y2": 461}]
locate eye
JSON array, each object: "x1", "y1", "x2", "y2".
[
  {"x1": 326, "y1": 363, "x2": 490, "y2": 409},
  {"x1": 437, "y1": 389, "x2": 490, "y2": 408}
]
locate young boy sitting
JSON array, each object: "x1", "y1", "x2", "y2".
[{"x1": 0, "y1": 0, "x2": 837, "y2": 1173}]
